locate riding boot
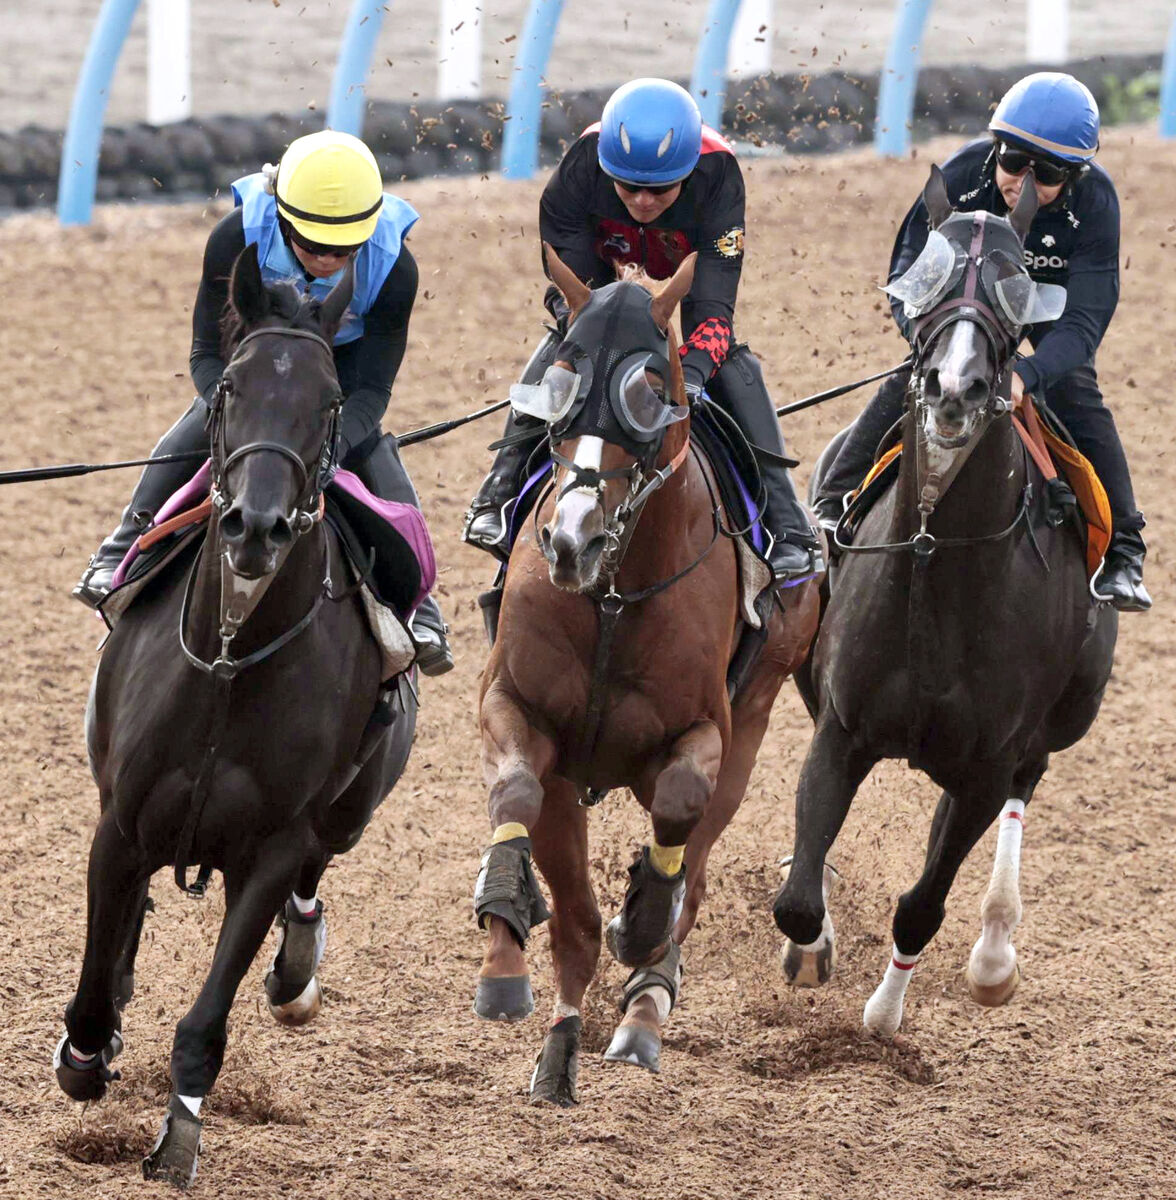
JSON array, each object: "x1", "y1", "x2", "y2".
[
  {"x1": 72, "y1": 397, "x2": 210, "y2": 609},
  {"x1": 351, "y1": 431, "x2": 455, "y2": 675},
  {"x1": 710, "y1": 345, "x2": 823, "y2": 581},
  {"x1": 462, "y1": 330, "x2": 559, "y2": 559},
  {"x1": 1093, "y1": 529, "x2": 1151, "y2": 612},
  {"x1": 813, "y1": 370, "x2": 910, "y2": 530}
]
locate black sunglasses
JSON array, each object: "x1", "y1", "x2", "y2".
[
  {"x1": 611, "y1": 178, "x2": 681, "y2": 197},
  {"x1": 995, "y1": 142, "x2": 1072, "y2": 187},
  {"x1": 287, "y1": 226, "x2": 364, "y2": 259}
]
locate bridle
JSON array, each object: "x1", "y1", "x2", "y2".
[
  {"x1": 173, "y1": 321, "x2": 346, "y2": 896},
  {"x1": 208, "y1": 325, "x2": 343, "y2": 531},
  {"x1": 836, "y1": 212, "x2": 1033, "y2": 561}
]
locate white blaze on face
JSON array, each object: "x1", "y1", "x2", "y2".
[
  {"x1": 551, "y1": 436, "x2": 605, "y2": 553},
  {"x1": 936, "y1": 320, "x2": 980, "y2": 399}
]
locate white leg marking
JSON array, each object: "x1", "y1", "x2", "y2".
[
  {"x1": 968, "y1": 799, "x2": 1025, "y2": 990},
  {"x1": 863, "y1": 944, "x2": 920, "y2": 1037},
  {"x1": 552, "y1": 1000, "x2": 581, "y2": 1022},
  {"x1": 178, "y1": 1094, "x2": 203, "y2": 1117}
]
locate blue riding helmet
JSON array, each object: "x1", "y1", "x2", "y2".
[
  {"x1": 598, "y1": 78, "x2": 702, "y2": 186},
  {"x1": 989, "y1": 72, "x2": 1099, "y2": 163}
]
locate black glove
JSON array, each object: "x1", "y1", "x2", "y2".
[{"x1": 681, "y1": 362, "x2": 706, "y2": 401}]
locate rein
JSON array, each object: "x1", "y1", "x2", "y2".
[{"x1": 172, "y1": 324, "x2": 342, "y2": 896}]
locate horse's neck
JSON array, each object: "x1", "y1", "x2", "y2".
[
  {"x1": 895, "y1": 406, "x2": 1025, "y2": 543},
  {"x1": 188, "y1": 511, "x2": 328, "y2": 659}
]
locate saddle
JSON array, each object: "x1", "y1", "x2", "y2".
[
  {"x1": 842, "y1": 398, "x2": 1111, "y2": 580},
  {"x1": 100, "y1": 464, "x2": 436, "y2": 679}
]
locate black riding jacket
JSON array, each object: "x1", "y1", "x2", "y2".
[
  {"x1": 888, "y1": 137, "x2": 1120, "y2": 392},
  {"x1": 539, "y1": 126, "x2": 747, "y2": 387},
  {"x1": 189, "y1": 207, "x2": 419, "y2": 457}
]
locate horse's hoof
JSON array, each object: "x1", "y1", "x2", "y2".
[
  {"x1": 781, "y1": 906, "x2": 837, "y2": 986},
  {"x1": 862, "y1": 986, "x2": 903, "y2": 1039},
  {"x1": 142, "y1": 1096, "x2": 201, "y2": 1189},
  {"x1": 530, "y1": 1016, "x2": 581, "y2": 1106},
  {"x1": 967, "y1": 960, "x2": 1021, "y2": 1007},
  {"x1": 473, "y1": 974, "x2": 534, "y2": 1022},
  {"x1": 267, "y1": 975, "x2": 322, "y2": 1026},
  {"x1": 602, "y1": 1023, "x2": 661, "y2": 1073},
  {"x1": 53, "y1": 1032, "x2": 123, "y2": 1102}
]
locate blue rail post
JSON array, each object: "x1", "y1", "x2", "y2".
[
  {"x1": 58, "y1": 0, "x2": 143, "y2": 226},
  {"x1": 1160, "y1": 11, "x2": 1176, "y2": 138},
  {"x1": 875, "y1": 0, "x2": 934, "y2": 157},
  {"x1": 328, "y1": 0, "x2": 389, "y2": 136},
  {"x1": 690, "y1": 0, "x2": 743, "y2": 130},
  {"x1": 501, "y1": 0, "x2": 565, "y2": 179}
]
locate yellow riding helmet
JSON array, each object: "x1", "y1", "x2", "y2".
[{"x1": 274, "y1": 130, "x2": 384, "y2": 246}]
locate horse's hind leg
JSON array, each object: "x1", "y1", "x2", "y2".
[
  {"x1": 527, "y1": 779, "x2": 600, "y2": 1106},
  {"x1": 966, "y1": 757, "x2": 1046, "y2": 1007},
  {"x1": 863, "y1": 777, "x2": 1009, "y2": 1037},
  {"x1": 56, "y1": 808, "x2": 148, "y2": 1102},
  {"x1": 142, "y1": 835, "x2": 303, "y2": 1187},
  {"x1": 606, "y1": 720, "x2": 723, "y2": 970},
  {"x1": 265, "y1": 850, "x2": 331, "y2": 1027}
]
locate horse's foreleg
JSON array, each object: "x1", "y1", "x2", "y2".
[
  {"x1": 265, "y1": 849, "x2": 331, "y2": 1028},
  {"x1": 142, "y1": 835, "x2": 303, "y2": 1187},
  {"x1": 864, "y1": 779, "x2": 1009, "y2": 1037},
  {"x1": 527, "y1": 779, "x2": 600, "y2": 1106},
  {"x1": 474, "y1": 691, "x2": 558, "y2": 1022},
  {"x1": 966, "y1": 759, "x2": 1044, "y2": 1007},
  {"x1": 56, "y1": 809, "x2": 147, "y2": 1103},
  {"x1": 774, "y1": 714, "x2": 875, "y2": 969}
]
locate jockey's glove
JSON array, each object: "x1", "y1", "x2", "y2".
[{"x1": 681, "y1": 362, "x2": 706, "y2": 402}]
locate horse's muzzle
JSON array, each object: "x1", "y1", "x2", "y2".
[
  {"x1": 541, "y1": 524, "x2": 607, "y2": 593},
  {"x1": 220, "y1": 501, "x2": 295, "y2": 578}
]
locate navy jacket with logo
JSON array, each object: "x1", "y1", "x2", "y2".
[
  {"x1": 888, "y1": 137, "x2": 1120, "y2": 392},
  {"x1": 539, "y1": 125, "x2": 747, "y2": 386}
]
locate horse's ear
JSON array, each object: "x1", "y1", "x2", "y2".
[
  {"x1": 1009, "y1": 170, "x2": 1039, "y2": 241},
  {"x1": 923, "y1": 164, "x2": 953, "y2": 230},
  {"x1": 229, "y1": 243, "x2": 269, "y2": 326},
  {"x1": 650, "y1": 252, "x2": 697, "y2": 332},
  {"x1": 318, "y1": 257, "x2": 355, "y2": 338},
  {"x1": 543, "y1": 243, "x2": 591, "y2": 315}
]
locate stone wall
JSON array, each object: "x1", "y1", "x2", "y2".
[{"x1": 2, "y1": 53, "x2": 1158, "y2": 211}]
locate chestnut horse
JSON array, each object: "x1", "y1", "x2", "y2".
[{"x1": 471, "y1": 248, "x2": 821, "y2": 1103}]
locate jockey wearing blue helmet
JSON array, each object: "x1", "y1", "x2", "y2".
[
  {"x1": 815, "y1": 72, "x2": 1150, "y2": 612},
  {"x1": 464, "y1": 78, "x2": 822, "y2": 584}
]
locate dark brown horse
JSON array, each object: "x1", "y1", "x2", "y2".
[
  {"x1": 54, "y1": 246, "x2": 418, "y2": 1186},
  {"x1": 472, "y1": 249, "x2": 821, "y2": 1103},
  {"x1": 774, "y1": 167, "x2": 1117, "y2": 1035}
]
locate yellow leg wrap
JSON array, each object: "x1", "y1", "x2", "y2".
[
  {"x1": 649, "y1": 842, "x2": 685, "y2": 877},
  {"x1": 491, "y1": 822, "x2": 530, "y2": 845}
]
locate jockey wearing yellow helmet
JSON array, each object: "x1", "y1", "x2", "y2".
[{"x1": 74, "y1": 130, "x2": 453, "y2": 673}]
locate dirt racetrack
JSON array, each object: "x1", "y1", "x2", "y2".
[{"x1": 0, "y1": 130, "x2": 1174, "y2": 1199}]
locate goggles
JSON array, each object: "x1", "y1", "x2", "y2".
[
  {"x1": 610, "y1": 177, "x2": 681, "y2": 197},
  {"x1": 509, "y1": 365, "x2": 584, "y2": 425},
  {"x1": 980, "y1": 250, "x2": 1068, "y2": 330},
  {"x1": 883, "y1": 230, "x2": 966, "y2": 318},
  {"x1": 995, "y1": 142, "x2": 1072, "y2": 188},
  {"x1": 286, "y1": 225, "x2": 365, "y2": 259},
  {"x1": 612, "y1": 355, "x2": 689, "y2": 441}
]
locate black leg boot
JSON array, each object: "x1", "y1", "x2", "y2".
[
  {"x1": 710, "y1": 346, "x2": 822, "y2": 582},
  {"x1": 72, "y1": 398, "x2": 210, "y2": 609},
  {"x1": 812, "y1": 370, "x2": 909, "y2": 530},
  {"x1": 462, "y1": 331, "x2": 558, "y2": 559},
  {"x1": 352, "y1": 432, "x2": 455, "y2": 675},
  {"x1": 1093, "y1": 529, "x2": 1151, "y2": 612}
]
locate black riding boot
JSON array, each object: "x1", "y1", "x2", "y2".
[
  {"x1": 463, "y1": 330, "x2": 559, "y2": 559},
  {"x1": 352, "y1": 432, "x2": 455, "y2": 675},
  {"x1": 710, "y1": 346, "x2": 822, "y2": 581},
  {"x1": 813, "y1": 370, "x2": 909, "y2": 530},
  {"x1": 72, "y1": 397, "x2": 210, "y2": 609}
]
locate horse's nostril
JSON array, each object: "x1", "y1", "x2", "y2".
[
  {"x1": 269, "y1": 516, "x2": 294, "y2": 549},
  {"x1": 220, "y1": 508, "x2": 245, "y2": 542},
  {"x1": 924, "y1": 369, "x2": 942, "y2": 399},
  {"x1": 964, "y1": 380, "x2": 990, "y2": 407}
]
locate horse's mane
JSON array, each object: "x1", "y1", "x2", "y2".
[
  {"x1": 220, "y1": 278, "x2": 323, "y2": 359},
  {"x1": 614, "y1": 263, "x2": 687, "y2": 402}
]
